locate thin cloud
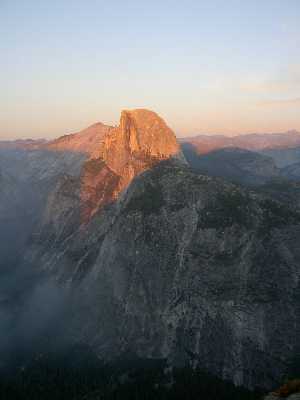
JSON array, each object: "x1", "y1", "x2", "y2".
[
  {"x1": 241, "y1": 64, "x2": 300, "y2": 95},
  {"x1": 259, "y1": 97, "x2": 300, "y2": 106}
]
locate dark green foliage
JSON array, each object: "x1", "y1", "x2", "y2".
[
  {"x1": 259, "y1": 198, "x2": 300, "y2": 235},
  {"x1": 0, "y1": 353, "x2": 263, "y2": 400},
  {"x1": 125, "y1": 182, "x2": 165, "y2": 216},
  {"x1": 200, "y1": 190, "x2": 253, "y2": 229},
  {"x1": 286, "y1": 354, "x2": 300, "y2": 380},
  {"x1": 257, "y1": 178, "x2": 300, "y2": 208}
]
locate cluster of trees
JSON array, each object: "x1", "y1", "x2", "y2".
[{"x1": 0, "y1": 346, "x2": 263, "y2": 400}]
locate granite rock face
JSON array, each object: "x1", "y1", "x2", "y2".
[
  {"x1": 78, "y1": 109, "x2": 184, "y2": 221},
  {"x1": 25, "y1": 161, "x2": 300, "y2": 390},
  {"x1": 1, "y1": 110, "x2": 300, "y2": 391},
  {"x1": 45, "y1": 122, "x2": 112, "y2": 159}
]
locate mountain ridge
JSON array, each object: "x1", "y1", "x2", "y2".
[{"x1": 180, "y1": 130, "x2": 300, "y2": 155}]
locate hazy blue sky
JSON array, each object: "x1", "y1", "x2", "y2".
[{"x1": 1, "y1": 0, "x2": 300, "y2": 139}]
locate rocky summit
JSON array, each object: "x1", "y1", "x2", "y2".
[
  {"x1": 1, "y1": 110, "x2": 300, "y2": 393},
  {"x1": 79, "y1": 109, "x2": 185, "y2": 221}
]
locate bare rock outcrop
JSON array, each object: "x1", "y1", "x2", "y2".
[{"x1": 78, "y1": 109, "x2": 185, "y2": 221}]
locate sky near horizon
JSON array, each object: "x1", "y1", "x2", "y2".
[{"x1": 1, "y1": 0, "x2": 300, "y2": 139}]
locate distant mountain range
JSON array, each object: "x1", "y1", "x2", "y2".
[
  {"x1": 181, "y1": 147, "x2": 280, "y2": 186},
  {"x1": 0, "y1": 138, "x2": 47, "y2": 150},
  {"x1": 180, "y1": 130, "x2": 300, "y2": 154},
  {"x1": 2, "y1": 129, "x2": 300, "y2": 152},
  {"x1": 181, "y1": 130, "x2": 300, "y2": 188}
]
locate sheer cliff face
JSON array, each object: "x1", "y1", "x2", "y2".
[
  {"x1": 99, "y1": 109, "x2": 182, "y2": 172},
  {"x1": 78, "y1": 109, "x2": 184, "y2": 221},
  {"x1": 25, "y1": 160, "x2": 300, "y2": 391},
  {"x1": 3, "y1": 109, "x2": 300, "y2": 390},
  {"x1": 26, "y1": 109, "x2": 183, "y2": 224},
  {"x1": 79, "y1": 163, "x2": 300, "y2": 390}
]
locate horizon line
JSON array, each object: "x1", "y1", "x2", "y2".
[{"x1": 0, "y1": 127, "x2": 299, "y2": 142}]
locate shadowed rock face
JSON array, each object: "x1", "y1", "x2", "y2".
[
  {"x1": 23, "y1": 160, "x2": 300, "y2": 391},
  {"x1": 1, "y1": 110, "x2": 300, "y2": 391},
  {"x1": 79, "y1": 159, "x2": 120, "y2": 222}
]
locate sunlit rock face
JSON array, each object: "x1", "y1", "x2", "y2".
[
  {"x1": 45, "y1": 122, "x2": 112, "y2": 159},
  {"x1": 19, "y1": 108, "x2": 186, "y2": 260},
  {"x1": 24, "y1": 109, "x2": 184, "y2": 224},
  {"x1": 78, "y1": 109, "x2": 185, "y2": 221},
  {"x1": 100, "y1": 109, "x2": 183, "y2": 173}
]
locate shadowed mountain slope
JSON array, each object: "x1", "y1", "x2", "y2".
[
  {"x1": 21, "y1": 159, "x2": 300, "y2": 390},
  {"x1": 1, "y1": 110, "x2": 300, "y2": 392},
  {"x1": 182, "y1": 146, "x2": 280, "y2": 186}
]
